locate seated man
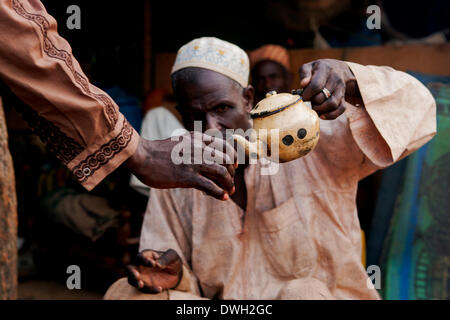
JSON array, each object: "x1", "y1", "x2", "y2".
[
  {"x1": 104, "y1": 37, "x2": 436, "y2": 300},
  {"x1": 249, "y1": 44, "x2": 293, "y2": 103}
]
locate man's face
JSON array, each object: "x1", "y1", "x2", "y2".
[
  {"x1": 174, "y1": 69, "x2": 254, "y2": 134},
  {"x1": 251, "y1": 60, "x2": 291, "y2": 103}
]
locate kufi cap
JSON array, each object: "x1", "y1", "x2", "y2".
[{"x1": 171, "y1": 37, "x2": 249, "y2": 87}]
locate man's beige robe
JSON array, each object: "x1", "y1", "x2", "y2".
[{"x1": 105, "y1": 62, "x2": 436, "y2": 300}]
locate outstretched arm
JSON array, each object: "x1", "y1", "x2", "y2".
[
  {"x1": 0, "y1": 0, "x2": 139, "y2": 190},
  {"x1": 298, "y1": 59, "x2": 436, "y2": 179},
  {"x1": 0, "y1": 0, "x2": 236, "y2": 198}
]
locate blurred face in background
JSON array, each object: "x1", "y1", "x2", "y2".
[{"x1": 251, "y1": 60, "x2": 292, "y2": 103}]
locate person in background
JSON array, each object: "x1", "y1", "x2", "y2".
[{"x1": 249, "y1": 44, "x2": 293, "y2": 103}]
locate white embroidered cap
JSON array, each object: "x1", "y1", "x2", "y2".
[{"x1": 171, "y1": 37, "x2": 250, "y2": 87}]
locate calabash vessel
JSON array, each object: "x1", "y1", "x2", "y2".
[{"x1": 232, "y1": 90, "x2": 320, "y2": 163}]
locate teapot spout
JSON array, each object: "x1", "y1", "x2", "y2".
[{"x1": 232, "y1": 134, "x2": 266, "y2": 160}]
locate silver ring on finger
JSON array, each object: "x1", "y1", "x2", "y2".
[{"x1": 321, "y1": 87, "x2": 331, "y2": 100}]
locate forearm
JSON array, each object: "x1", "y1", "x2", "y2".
[
  {"x1": 172, "y1": 265, "x2": 196, "y2": 292},
  {"x1": 166, "y1": 264, "x2": 206, "y2": 299},
  {"x1": 343, "y1": 65, "x2": 363, "y2": 106}
]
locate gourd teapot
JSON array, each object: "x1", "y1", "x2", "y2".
[{"x1": 232, "y1": 90, "x2": 320, "y2": 163}]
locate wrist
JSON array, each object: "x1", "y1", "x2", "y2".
[
  {"x1": 171, "y1": 267, "x2": 184, "y2": 290},
  {"x1": 124, "y1": 136, "x2": 145, "y2": 177},
  {"x1": 344, "y1": 64, "x2": 361, "y2": 98}
]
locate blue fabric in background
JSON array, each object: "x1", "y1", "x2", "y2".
[
  {"x1": 367, "y1": 72, "x2": 450, "y2": 268},
  {"x1": 407, "y1": 72, "x2": 450, "y2": 85},
  {"x1": 366, "y1": 159, "x2": 408, "y2": 267},
  {"x1": 368, "y1": 71, "x2": 450, "y2": 299},
  {"x1": 102, "y1": 86, "x2": 142, "y2": 133}
]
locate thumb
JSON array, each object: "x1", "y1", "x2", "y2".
[
  {"x1": 156, "y1": 249, "x2": 180, "y2": 268},
  {"x1": 299, "y1": 62, "x2": 313, "y2": 88}
]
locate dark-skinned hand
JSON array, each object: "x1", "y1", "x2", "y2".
[
  {"x1": 126, "y1": 249, "x2": 183, "y2": 294},
  {"x1": 125, "y1": 132, "x2": 237, "y2": 201},
  {"x1": 299, "y1": 59, "x2": 361, "y2": 120}
]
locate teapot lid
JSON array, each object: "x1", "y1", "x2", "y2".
[{"x1": 250, "y1": 90, "x2": 303, "y2": 119}]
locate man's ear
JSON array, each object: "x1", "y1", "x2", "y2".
[{"x1": 242, "y1": 85, "x2": 255, "y2": 113}]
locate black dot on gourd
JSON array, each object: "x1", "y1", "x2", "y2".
[
  {"x1": 297, "y1": 128, "x2": 307, "y2": 139},
  {"x1": 282, "y1": 134, "x2": 294, "y2": 146}
]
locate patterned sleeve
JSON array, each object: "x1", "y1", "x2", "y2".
[{"x1": 0, "y1": 0, "x2": 139, "y2": 190}]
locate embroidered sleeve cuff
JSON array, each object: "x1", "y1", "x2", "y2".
[{"x1": 67, "y1": 114, "x2": 139, "y2": 191}]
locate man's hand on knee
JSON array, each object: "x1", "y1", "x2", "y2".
[{"x1": 126, "y1": 249, "x2": 182, "y2": 294}]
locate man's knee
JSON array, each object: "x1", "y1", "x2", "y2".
[
  {"x1": 103, "y1": 278, "x2": 207, "y2": 300},
  {"x1": 103, "y1": 278, "x2": 169, "y2": 300},
  {"x1": 278, "y1": 278, "x2": 334, "y2": 300}
]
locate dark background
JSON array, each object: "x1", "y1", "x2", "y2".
[{"x1": 42, "y1": 0, "x2": 450, "y2": 99}]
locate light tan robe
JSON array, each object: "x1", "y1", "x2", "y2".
[{"x1": 105, "y1": 62, "x2": 436, "y2": 300}]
